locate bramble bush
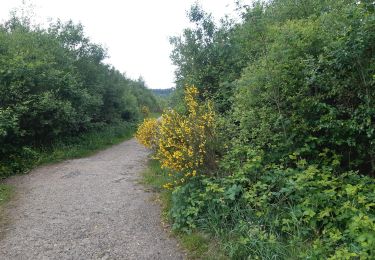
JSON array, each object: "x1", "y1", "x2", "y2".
[{"x1": 170, "y1": 145, "x2": 375, "y2": 258}]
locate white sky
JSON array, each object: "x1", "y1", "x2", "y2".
[{"x1": 0, "y1": 0, "x2": 245, "y2": 89}]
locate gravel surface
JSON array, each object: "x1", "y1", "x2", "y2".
[{"x1": 0, "y1": 138, "x2": 184, "y2": 260}]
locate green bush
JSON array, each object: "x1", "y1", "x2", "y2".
[
  {"x1": 0, "y1": 147, "x2": 38, "y2": 178},
  {"x1": 234, "y1": 1, "x2": 375, "y2": 175},
  {"x1": 170, "y1": 148, "x2": 375, "y2": 258}
]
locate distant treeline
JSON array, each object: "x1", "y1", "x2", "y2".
[
  {"x1": 152, "y1": 88, "x2": 174, "y2": 97},
  {"x1": 0, "y1": 16, "x2": 158, "y2": 177}
]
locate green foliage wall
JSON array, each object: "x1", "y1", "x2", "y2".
[
  {"x1": 171, "y1": 0, "x2": 375, "y2": 176},
  {"x1": 0, "y1": 16, "x2": 158, "y2": 177},
  {"x1": 233, "y1": 0, "x2": 375, "y2": 175},
  {"x1": 168, "y1": 0, "x2": 375, "y2": 258}
]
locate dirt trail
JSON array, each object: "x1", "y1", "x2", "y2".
[{"x1": 0, "y1": 138, "x2": 184, "y2": 259}]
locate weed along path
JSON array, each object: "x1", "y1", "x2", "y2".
[{"x1": 0, "y1": 138, "x2": 184, "y2": 259}]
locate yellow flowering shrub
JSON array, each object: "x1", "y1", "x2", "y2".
[
  {"x1": 141, "y1": 105, "x2": 150, "y2": 117},
  {"x1": 139, "y1": 87, "x2": 216, "y2": 189},
  {"x1": 136, "y1": 86, "x2": 216, "y2": 188},
  {"x1": 135, "y1": 118, "x2": 159, "y2": 149}
]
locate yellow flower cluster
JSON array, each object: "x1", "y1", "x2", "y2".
[
  {"x1": 135, "y1": 118, "x2": 159, "y2": 149},
  {"x1": 136, "y1": 86, "x2": 215, "y2": 189},
  {"x1": 141, "y1": 105, "x2": 150, "y2": 117}
]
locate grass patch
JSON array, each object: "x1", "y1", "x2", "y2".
[
  {"x1": 142, "y1": 159, "x2": 171, "y2": 191},
  {"x1": 175, "y1": 232, "x2": 226, "y2": 260},
  {"x1": 0, "y1": 184, "x2": 14, "y2": 236},
  {"x1": 0, "y1": 184, "x2": 13, "y2": 207},
  {"x1": 149, "y1": 112, "x2": 162, "y2": 119},
  {"x1": 141, "y1": 159, "x2": 226, "y2": 260}
]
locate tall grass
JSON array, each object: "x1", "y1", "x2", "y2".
[
  {"x1": 141, "y1": 160, "x2": 226, "y2": 260},
  {"x1": 0, "y1": 184, "x2": 13, "y2": 207},
  {"x1": 0, "y1": 183, "x2": 14, "y2": 238}
]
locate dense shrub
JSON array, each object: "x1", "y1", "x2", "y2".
[
  {"x1": 233, "y1": 1, "x2": 375, "y2": 175},
  {"x1": 172, "y1": 0, "x2": 375, "y2": 176},
  {"x1": 138, "y1": 87, "x2": 375, "y2": 258},
  {"x1": 137, "y1": 0, "x2": 375, "y2": 258}
]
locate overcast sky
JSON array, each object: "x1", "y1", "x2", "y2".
[{"x1": 0, "y1": 0, "x2": 246, "y2": 89}]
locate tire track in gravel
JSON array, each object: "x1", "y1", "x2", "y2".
[{"x1": 0, "y1": 138, "x2": 184, "y2": 260}]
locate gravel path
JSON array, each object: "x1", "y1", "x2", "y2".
[{"x1": 0, "y1": 138, "x2": 184, "y2": 260}]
